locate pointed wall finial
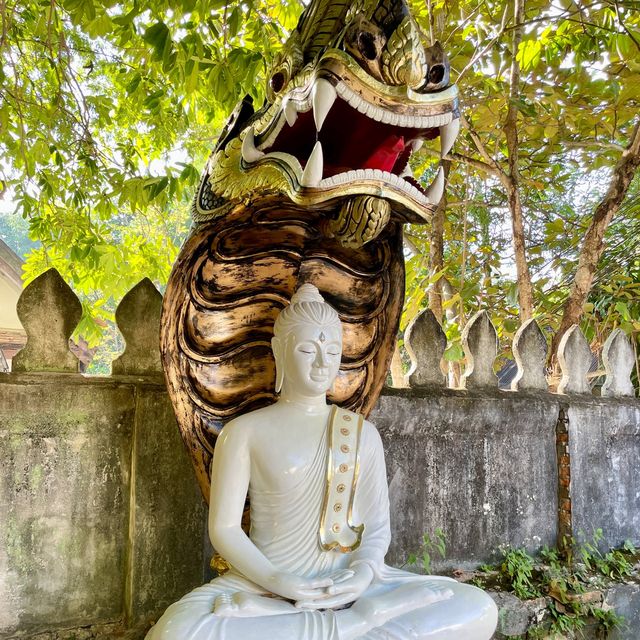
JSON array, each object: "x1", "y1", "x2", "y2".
[
  {"x1": 512, "y1": 319, "x2": 548, "y2": 391},
  {"x1": 461, "y1": 310, "x2": 497, "y2": 390},
  {"x1": 405, "y1": 309, "x2": 447, "y2": 389},
  {"x1": 12, "y1": 268, "x2": 81, "y2": 373},
  {"x1": 601, "y1": 329, "x2": 636, "y2": 398},
  {"x1": 557, "y1": 325, "x2": 592, "y2": 395},
  {"x1": 112, "y1": 279, "x2": 163, "y2": 376}
]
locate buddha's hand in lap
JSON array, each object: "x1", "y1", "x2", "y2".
[
  {"x1": 266, "y1": 570, "x2": 334, "y2": 601},
  {"x1": 295, "y1": 564, "x2": 374, "y2": 610}
]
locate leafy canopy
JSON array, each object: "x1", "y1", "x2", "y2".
[{"x1": 0, "y1": 0, "x2": 639, "y2": 369}]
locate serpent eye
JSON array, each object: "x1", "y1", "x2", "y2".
[{"x1": 270, "y1": 71, "x2": 287, "y2": 94}]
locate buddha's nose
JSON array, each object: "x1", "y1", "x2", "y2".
[{"x1": 315, "y1": 350, "x2": 328, "y2": 369}]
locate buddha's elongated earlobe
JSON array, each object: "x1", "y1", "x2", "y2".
[{"x1": 271, "y1": 337, "x2": 284, "y2": 393}]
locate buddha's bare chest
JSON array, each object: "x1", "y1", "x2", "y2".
[{"x1": 249, "y1": 423, "x2": 327, "y2": 493}]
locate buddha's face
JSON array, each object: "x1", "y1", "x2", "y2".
[{"x1": 279, "y1": 323, "x2": 342, "y2": 397}]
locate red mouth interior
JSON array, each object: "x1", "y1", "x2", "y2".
[{"x1": 262, "y1": 98, "x2": 440, "y2": 187}]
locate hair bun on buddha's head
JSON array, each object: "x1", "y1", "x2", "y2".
[
  {"x1": 291, "y1": 283, "x2": 325, "y2": 305},
  {"x1": 273, "y1": 283, "x2": 341, "y2": 341}
]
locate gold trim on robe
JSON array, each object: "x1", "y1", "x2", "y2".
[{"x1": 319, "y1": 406, "x2": 365, "y2": 552}]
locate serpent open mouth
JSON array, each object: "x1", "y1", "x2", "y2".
[{"x1": 241, "y1": 51, "x2": 460, "y2": 216}]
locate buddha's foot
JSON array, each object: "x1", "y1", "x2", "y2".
[
  {"x1": 214, "y1": 592, "x2": 299, "y2": 618},
  {"x1": 352, "y1": 581, "x2": 454, "y2": 627}
]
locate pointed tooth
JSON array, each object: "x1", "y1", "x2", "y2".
[
  {"x1": 412, "y1": 139, "x2": 424, "y2": 152},
  {"x1": 312, "y1": 78, "x2": 337, "y2": 132},
  {"x1": 440, "y1": 118, "x2": 460, "y2": 157},
  {"x1": 301, "y1": 141, "x2": 323, "y2": 187},
  {"x1": 426, "y1": 166, "x2": 445, "y2": 204},
  {"x1": 241, "y1": 127, "x2": 264, "y2": 163},
  {"x1": 401, "y1": 164, "x2": 413, "y2": 178},
  {"x1": 284, "y1": 99, "x2": 298, "y2": 127}
]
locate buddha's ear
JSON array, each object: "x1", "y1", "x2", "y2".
[{"x1": 271, "y1": 336, "x2": 284, "y2": 393}]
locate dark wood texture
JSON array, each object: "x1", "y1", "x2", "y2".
[{"x1": 161, "y1": 202, "x2": 405, "y2": 500}]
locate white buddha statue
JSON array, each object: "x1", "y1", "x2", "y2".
[{"x1": 148, "y1": 284, "x2": 498, "y2": 640}]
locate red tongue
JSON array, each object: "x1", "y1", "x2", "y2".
[{"x1": 362, "y1": 134, "x2": 406, "y2": 172}]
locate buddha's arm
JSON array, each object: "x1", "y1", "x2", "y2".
[{"x1": 208, "y1": 419, "x2": 332, "y2": 601}]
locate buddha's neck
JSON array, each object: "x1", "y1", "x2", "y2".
[{"x1": 278, "y1": 387, "x2": 328, "y2": 414}]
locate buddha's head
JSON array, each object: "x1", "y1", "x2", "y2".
[{"x1": 272, "y1": 284, "x2": 343, "y2": 397}]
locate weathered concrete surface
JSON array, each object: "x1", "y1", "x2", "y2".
[
  {"x1": 405, "y1": 310, "x2": 447, "y2": 389},
  {"x1": 0, "y1": 375, "x2": 133, "y2": 634},
  {"x1": 4, "y1": 620, "x2": 147, "y2": 640},
  {"x1": 11, "y1": 270, "x2": 81, "y2": 374},
  {"x1": 489, "y1": 583, "x2": 640, "y2": 639},
  {"x1": 461, "y1": 311, "x2": 498, "y2": 390},
  {"x1": 372, "y1": 387, "x2": 560, "y2": 569},
  {"x1": 568, "y1": 397, "x2": 640, "y2": 549},
  {"x1": 557, "y1": 325, "x2": 592, "y2": 395},
  {"x1": 511, "y1": 319, "x2": 548, "y2": 392},
  {"x1": 607, "y1": 582, "x2": 640, "y2": 639},
  {"x1": 112, "y1": 280, "x2": 163, "y2": 376},
  {"x1": 0, "y1": 373, "x2": 206, "y2": 638},
  {"x1": 490, "y1": 592, "x2": 547, "y2": 638},
  {"x1": 126, "y1": 385, "x2": 207, "y2": 626},
  {"x1": 602, "y1": 329, "x2": 636, "y2": 398}
]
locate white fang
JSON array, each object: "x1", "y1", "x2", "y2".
[
  {"x1": 426, "y1": 166, "x2": 445, "y2": 204},
  {"x1": 440, "y1": 118, "x2": 460, "y2": 158},
  {"x1": 241, "y1": 127, "x2": 265, "y2": 163},
  {"x1": 312, "y1": 78, "x2": 337, "y2": 132},
  {"x1": 284, "y1": 99, "x2": 298, "y2": 127},
  {"x1": 301, "y1": 141, "x2": 324, "y2": 187}
]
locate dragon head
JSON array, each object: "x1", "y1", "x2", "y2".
[{"x1": 195, "y1": 0, "x2": 460, "y2": 247}]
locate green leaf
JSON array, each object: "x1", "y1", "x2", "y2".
[
  {"x1": 444, "y1": 343, "x2": 464, "y2": 362},
  {"x1": 143, "y1": 22, "x2": 171, "y2": 61}
]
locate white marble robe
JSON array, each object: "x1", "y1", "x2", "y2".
[{"x1": 147, "y1": 421, "x2": 496, "y2": 640}]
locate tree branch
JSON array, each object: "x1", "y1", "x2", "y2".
[{"x1": 551, "y1": 119, "x2": 640, "y2": 359}]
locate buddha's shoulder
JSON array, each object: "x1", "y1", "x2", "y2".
[{"x1": 221, "y1": 403, "x2": 280, "y2": 435}]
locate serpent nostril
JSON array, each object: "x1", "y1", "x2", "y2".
[
  {"x1": 429, "y1": 64, "x2": 445, "y2": 85},
  {"x1": 358, "y1": 32, "x2": 378, "y2": 61}
]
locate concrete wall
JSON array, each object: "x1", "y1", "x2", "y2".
[
  {"x1": 372, "y1": 388, "x2": 560, "y2": 569},
  {"x1": 1, "y1": 271, "x2": 639, "y2": 638},
  {"x1": 568, "y1": 397, "x2": 640, "y2": 549},
  {"x1": 0, "y1": 373, "x2": 207, "y2": 638}
]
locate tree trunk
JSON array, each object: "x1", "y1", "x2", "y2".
[
  {"x1": 428, "y1": 161, "x2": 449, "y2": 323},
  {"x1": 390, "y1": 342, "x2": 406, "y2": 387},
  {"x1": 550, "y1": 121, "x2": 640, "y2": 358},
  {"x1": 503, "y1": 0, "x2": 534, "y2": 321}
]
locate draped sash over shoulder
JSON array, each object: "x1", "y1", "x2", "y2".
[{"x1": 248, "y1": 412, "x2": 349, "y2": 579}]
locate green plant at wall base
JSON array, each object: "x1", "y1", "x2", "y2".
[
  {"x1": 528, "y1": 601, "x2": 625, "y2": 639},
  {"x1": 406, "y1": 528, "x2": 447, "y2": 574},
  {"x1": 475, "y1": 536, "x2": 636, "y2": 638},
  {"x1": 591, "y1": 606, "x2": 626, "y2": 634},
  {"x1": 499, "y1": 547, "x2": 543, "y2": 600},
  {"x1": 577, "y1": 529, "x2": 635, "y2": 581}
]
